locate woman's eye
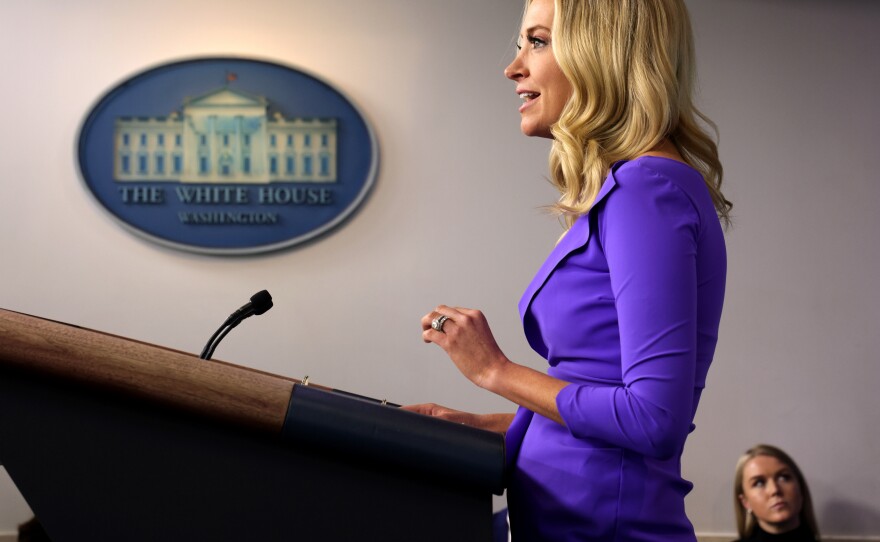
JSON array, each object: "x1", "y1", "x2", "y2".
[
  {"x1": 517, "y1": 35, "x2": 548, "y2": 51},
  {"x1": 528, "y1": 36, "x2": 548, "y2": 49}
]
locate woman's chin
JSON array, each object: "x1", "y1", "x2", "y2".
[
  {"x1": 520, "y1": 122, "x2": 553, "y2": 139},
  {"x1": 759, "y1": 515, "x2": 800, "y2": 534}
]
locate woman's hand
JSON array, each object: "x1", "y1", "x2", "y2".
[
  {"x1": 402, "y1": 403, "x2": 514, "y2": 434},
  {"x1": 421, "y1": 305, "x2": 509, "y2": 390},
  {"x1": 419, "y1": 304, "x2": 568, "y2": 427},
  {"x1": 401, "y1": 403, "x2": 480, "y2": 425}
]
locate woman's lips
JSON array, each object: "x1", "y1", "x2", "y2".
[{"x1": 518, "y1": 91, "x2": 540, "y2": 113}]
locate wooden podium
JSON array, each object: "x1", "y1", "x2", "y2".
[{"x1": 0, "y1": 309, "x2": 505, "y2": 542}]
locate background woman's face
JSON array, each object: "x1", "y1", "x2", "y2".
[
  {"x1": 739, "y1": 455, "x2": 804, "y2": 534},
  {"x1": 504, "y1": 0, "x2": 572, "y2": 138}
]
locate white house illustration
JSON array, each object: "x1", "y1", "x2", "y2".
[{"x1": 114, "y1": 87, "x2": 337, "y2": 183}]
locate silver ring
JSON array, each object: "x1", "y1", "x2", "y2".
[{"x1": 431, "y1": 315, "x2": 450, "y2": 333}]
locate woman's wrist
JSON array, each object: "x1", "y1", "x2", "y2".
[
  {"x1": 478, "y1": 355, "x2": 513, "y2": 393},
  {"x1": 479, "y1": 360, "x2": 569, "y2": 426}
]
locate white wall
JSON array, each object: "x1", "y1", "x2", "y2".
[
  {"x1": 684, "y1": 0, "x2": 880, "y2": 536},
  {"x1": 1, "y1": 0, "x2": 878, "y2": 538}
]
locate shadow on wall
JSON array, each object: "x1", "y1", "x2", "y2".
[{"x1": 822, "y1": 500, "x2": 880, "y2": 535}]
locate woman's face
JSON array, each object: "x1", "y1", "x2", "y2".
[
  {"x1": 504, "y1": 0, "x2": 573, "y2": 138},
  {"x1": 739, "y1": 455, "x2": 804, "y2": 534}
]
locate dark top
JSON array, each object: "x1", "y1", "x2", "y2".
[{"x1": 736, "y1": 523, "x2": 817, "y2": 542}]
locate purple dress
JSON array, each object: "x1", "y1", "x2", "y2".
[{"x1": 506, "y1": 157, "x2": 727, "y2": 541}]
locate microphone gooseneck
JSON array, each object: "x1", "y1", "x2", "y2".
[{"x1": 200, "y1": 290, "x2": 273, "y2": 360}]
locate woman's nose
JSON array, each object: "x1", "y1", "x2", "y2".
[{"x1": 504, "y1": 51, "x2": 526, "y2": 81}]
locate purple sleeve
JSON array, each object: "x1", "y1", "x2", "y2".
[{"x1": 555, "y1": 169, "x2": 700, "y2": 459}]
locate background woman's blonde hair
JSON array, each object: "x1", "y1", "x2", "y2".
[
  {"x1": 536, "y1": 0, "x2": 731, "y2": 228},
  {"x1": 733, "y1": 444, "x2": 821, "y2": 540}
]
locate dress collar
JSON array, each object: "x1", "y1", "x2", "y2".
[{"x1": 518, "y1": 171, "x2": 619, "y2": 321}]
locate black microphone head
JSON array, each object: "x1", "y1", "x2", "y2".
[{"x1": 250, "y1": 290, "x2": 273, "y2": 315}]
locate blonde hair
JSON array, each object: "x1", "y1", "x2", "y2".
[
  {"x1": 733, "y1": 444, "x2": 821, "y2": 540},
  {"x1": 535, "y1": 0, "x2": 731, "y2": 228}
]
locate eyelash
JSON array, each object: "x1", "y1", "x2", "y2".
[
  {"x1": 751, "y1": 474, "x2": 793, "y2": 488},
  {"x1": 516, "y1": 35, "x2": 549, "y2": 51}
]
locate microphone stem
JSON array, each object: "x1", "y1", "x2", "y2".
[{"x1": 201, "y1": 319, "x2": 242, "y2": 360}]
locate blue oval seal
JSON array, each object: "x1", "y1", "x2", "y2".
[{"x1": 77, "y1": 57, "x2": 378, "y2": 255}]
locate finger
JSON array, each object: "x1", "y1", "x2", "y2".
[
  {"x1": 435, "y1": 305, "x2": 466, "y2": 318},
  {"x1": 424, "y1": 305, "x2": 464, "y2": 322},
  {"x1": 402, "y1": 403, "x2": 452, "y2": 418},
  {"x1": 423, "y1": 326, "x2": 448, "y2": 344},
  {"x1": 401, "y1": 403, "x2": 433, "y2": 415},
  {"x1": 424, "y1": 309, "x2": 456, "y2": 334},
  {"x1": 431, "y1": 316, "x2": 454, "y2": 335},
  {"x1": 451, "y1": 307, "x2": 484, "y2": 325},
  {"x1": 421, "y1": 309, "x2": 451, "y2": 330},
  {"x1": 421, "y1": 312, "x2": 434, "y2": 330}
]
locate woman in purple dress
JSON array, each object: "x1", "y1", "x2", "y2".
[{"x1": 407, "y1": 0, "x2": 731, "y2": 539}]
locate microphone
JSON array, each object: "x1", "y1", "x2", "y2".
[
  {"x1": 200, "y1": 290, "x2": 273, "y2": 360},
  {"x1": 224, "y1": 289, "x2": 273, "y2": 325}
]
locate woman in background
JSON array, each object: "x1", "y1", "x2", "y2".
[
  {"x1": 408, "y1": 0, "x2": 730, "y2": 539},
  {"x1": 734, "y1": 444, "x2": 821, "y2": 541}
]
